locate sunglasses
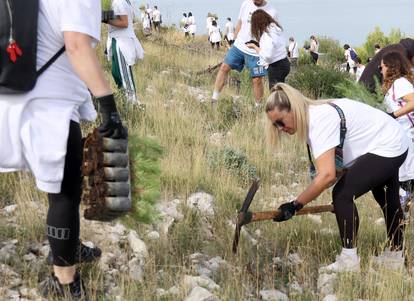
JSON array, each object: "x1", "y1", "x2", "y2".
[{"x1": 273, "y1": 119, "x2": 285, "y2": 129}]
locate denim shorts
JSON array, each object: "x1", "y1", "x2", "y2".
[{"x1": 224, "y1": 45, "x2": 267, "y2": 77}]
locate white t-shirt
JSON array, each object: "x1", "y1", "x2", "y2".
[
  {"x1": 109, "y1": 0, "x2": 136, "y2": 38},
  {"x1": 188, "y1": 16, "x2": 197, "y2": 34},
  {"x1": 209, "y1": 26, "x2": 221, "y2": 43},
  {"x1": 383, "y1": 77, "x2": 414, "y2": 181},
  {"x1": 288, "y1": 41, "x2": 299, "y2": 58},
  {"x1": 181, "y1": 17, "x2": 189, "y2": 32},
  {"x1": 258, "y1": 24, "x2": 287, "y2": 66},
  {"x1": 310, "y1": 39, "x2": 319, "y2": 53},
  {"x1": 206, "y1": 17, "x2": 215, "y2": 31},
  {"x1": 225, "y1": 21, "x2": 235, "y2": 40},
  {"x1": 0, "y1": 0, "x2": 101, "y2": 193},
  {"x1": 152, "y1": 9, "x2": 161, "y2": 22},
  {"x1": 234, "y1": 0, "x2": 278, "y2": 56},
  {"x1": 344, "y1": 48, "x2": 356, "y2": 68},
  {"x1": 308, "y1": 99, "x2": 408, "y2": 168}
]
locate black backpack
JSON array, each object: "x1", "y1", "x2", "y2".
[{"x1": 0, "y1": 0, "x2": 65, "y2": 94}]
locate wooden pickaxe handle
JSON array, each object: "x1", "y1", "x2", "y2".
[
  {"x1": 232, "y1": 204, "x2": 334, "y2": 254},
  {"x1": 249, "y1": 204, "x2": 334, "y2": 223}
]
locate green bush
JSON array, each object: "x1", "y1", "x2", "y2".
[
  {"x1": 101, "y1": 0, "x2": 112, "y2": 10},
  {"x1": 207, "y1": 146, "x2": 257, "y2": 185},
  {"x1": 286, "y1": 63, "x2": 351, "y2": 99},
  {"x1": 318, "y1": 36, "x2": 344, "y2": 64},
  {"x1": 335, "y1": 79, "x2": 385, "y2": 109}
]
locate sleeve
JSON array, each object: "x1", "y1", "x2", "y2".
[
  {"x1": 393, "y1": 78, "x2": 414, "y2": 100},
  {"x1": 60, "y1": 0, "x2": 101, "y2": 42},
  {"x1": 308, "y1": 109, "x2": 341, "y2": 160},
  {"x1": 238, "y1": 1, "x2": 246, "y2": 21},
  {"x1": 112, "y1": 0, "x2": 128, "y2": 15}
]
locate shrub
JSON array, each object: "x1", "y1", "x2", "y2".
[
  {"x1": 101, "y1": 0, "x2": 112, "y2": 10},
  {"x1": 335, "y1": 79, "x2": 385, "y2": 109},
  {"x1": 207, "y1": 146, "x2": 257, "y2": 186},
  {"x1": 287, "y1": 63, "x2": 351, "y2": 99},
  {"x1": 318, "y1": 36, "x2": 344, "y2": 64}
]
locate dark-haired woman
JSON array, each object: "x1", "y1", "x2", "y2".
[
  {"x1": 208, "y1": 20, "x2": 222, "y2": 50},
  {"x1": 381, "y1": 51, "x2": 414, "y2": 212},
  {"x1": 309, "y1": 35, "x2": 319, "y2": 64},
  {"x1": 246, "y1": 9, "x2": 290, "y2": 90}
]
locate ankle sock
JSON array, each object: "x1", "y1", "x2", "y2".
[
  {"x1": 212, "y1": 90, "x2": 220, "y2": 100},
  {"x1": 341, "y1": 247, "x2": 358, "y2": 257}
]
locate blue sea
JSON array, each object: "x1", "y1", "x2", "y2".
[{"x1": 138, "y1": 0, "x2": 413, "y2": 47}]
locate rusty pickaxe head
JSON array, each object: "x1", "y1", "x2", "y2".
[{"x1": 232, "y1": 179, "x2": 260, "y2": 254}]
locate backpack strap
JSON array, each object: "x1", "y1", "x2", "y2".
[
  {"x1": 306, "y1": 102, "x2": 347, "y2": 164},
  {"x1": 36, "y1": 46, "x2": 65, "y2": 77},
  {"x1": 328, "y1": 102, "x2": 347, "y2": 148}
]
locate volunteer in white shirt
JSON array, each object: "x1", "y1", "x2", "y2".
[
  {"x1": 265, "y1": 83, "x2": 408, "y2": 273},
  {"x1": 212, "y1": 0, "x2": 278, "y2": 108},
  {"x1": 105, "y1": 0, "x2": 144, "y2": 103},
  {"x1": 188, "y1": 12, "x2": 197, "y2": 37},
  {"x1": 288, "y1": 37, "x2": 299, "y2": 66},
  {"x1": 152, "y1": 6, "x2": 162, "y2": 32},
  {"x1": 344, "y1": 44, "x2": 357, "y2": 74},
  {"x1": 225, "y1": 17, "x2": 235, "y2": 46},
  {"x1": 209, "y1": 20, "x2": 222, "y2": 50},
  {"x1": 0, "y1": 0, "x2": 127, "y2": 298},
  {"x1": 381, "y1": 51, "x2": 414, "y2": 209},
  {"x1": 354, "y1": 57, "x2": 365, "y2": 82},
  {"x1": 180, "y1": 13, "x2": 190, "y2": 38},
  {"x1": 309, "y1": 35, "x2": 319, "y2": 64},
  {"x1": 246, "y1": 9, "x2": 290, "y2": 90}
]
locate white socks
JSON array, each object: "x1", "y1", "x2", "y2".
[
  {"x1": 341, "y1": 247, "x2": 358, "y2": 257},
  {"x1": 212, "y1": 90, "x2": 220, "y2": 101}
]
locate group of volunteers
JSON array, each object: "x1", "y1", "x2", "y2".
[
  {"x1": 140, "y1": 5, "x2": 162, "y2": 35},
  {"x1": 180, "y1": 12, "x2": 197, "y2": 38},
  {"x1": 211, "y1": 0, "x2": 414, "y2": 274},
  {"x1": 0, "y1": 0, "x2": 413, "y2": 299}
]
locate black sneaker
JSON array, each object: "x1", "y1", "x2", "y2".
[
  {"x1": 39, "y1": 271, "x2": 89, "y2": 300},
  {"x1": 47, "y1": 241, "x2": 102, "y2": 265}
]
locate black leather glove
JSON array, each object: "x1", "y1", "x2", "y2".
[
  {"x1": 387, "y1": 112, "x2": 397, "y2": 119},
  {"x1": 273, "y1": 200, "x2": 304, "y2": 222},
  {"x1": 97, "y1": 94, "x2": 127, "y2": 139}
]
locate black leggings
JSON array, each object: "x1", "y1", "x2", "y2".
[
  {"x1": 47, "y1": 121, "x2": 82, "y2": 266},
  {"x1": 332, "y1": 152, "x2": 407, "y2": 250},
  {"x1": 310, "y1": 51, "x2": 318, "y2": 64},
  {"x1": 268, "y1": 57, "x2": 290, "y2": 90}
]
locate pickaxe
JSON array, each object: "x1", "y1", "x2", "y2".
[{"x1": 232, "y1": 179, "x2": 334, "y2": 254}]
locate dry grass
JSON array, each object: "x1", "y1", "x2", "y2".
[{"x1": 0, "y1": 26, "x2": 413, "y2": 300}]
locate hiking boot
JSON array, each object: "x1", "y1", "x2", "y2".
[
  {"x1": 319, "y1": 253, "x2": 360, "y2": 273},
  {"x1": 46, "y1": 242, "x2": 102, "y2": 265},
  {"x1": 39, "y1": 271, "x2": 89, "y2": 300},
  {"x1": 371, "y1": 249, "x2": 405, "y2": 271}
]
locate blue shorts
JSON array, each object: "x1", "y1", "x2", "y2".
[{"x1": 224, "y1": 45, "x2": 267, "y2": 77}]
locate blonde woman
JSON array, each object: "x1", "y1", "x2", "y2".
[
  {"x1": 381, "y1": 51, "x2": 414, "y2": 208},
  {"x1": 266, "y1": 83, "x2": 408, "y2": 272}
]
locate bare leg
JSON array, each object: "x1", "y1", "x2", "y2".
[
  {"x1": 212, "y1": 63, "x2": 231, "y2": 101},
  {"x1": 252, "y1": 76, "x2": 264, "y2": 103},
  {"x1": 54, "y1": 266, "x2": 76, "y2": 284}
]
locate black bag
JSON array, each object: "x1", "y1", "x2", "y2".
[{"x1": 0, "y1": 0, "x2": 64, "y2": 94}]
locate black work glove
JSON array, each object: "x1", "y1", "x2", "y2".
[
  {"x1": 387, "y1": 112, "x2": 397, "y2": 119},
  {"x1": 101, "y1": 11, "x2": 113, "y2": 24},
  {"x1": 273, "y1": 200, "x2": 304, "y2": 222},
  {"x1": 97, "y1": 94, "x2": 127, "y2": 139}
]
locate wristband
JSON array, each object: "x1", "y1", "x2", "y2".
[
  {"x1": 97, "y1": 94, "x2": 116, "y2": 114},
  {"x1": 292, "y1": 200, "x2": 304, "y2": 211}
]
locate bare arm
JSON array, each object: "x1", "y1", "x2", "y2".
[
  {"x1": 394, "y1": 93, "x2": 414, "y2": 117},
  {"x1": 63, "y1": 31, "x2": 112, "y2": 97},
  {"x1": 296, "y1": 148, "x2": 337, "y2": 206},
  {"x1": 234, "y1": 20, "x2": 242, "y2": 39},
  {"x1": 108, "y1": 15, "x2": 128, "y2": 28}
]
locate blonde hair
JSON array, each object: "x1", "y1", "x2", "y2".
[{"x1": 265, "y1": 83, "x2": 331, "y2": 149}]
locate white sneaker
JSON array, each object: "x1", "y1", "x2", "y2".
[
  {"x1": 319, "y1": 253, "x2": 360, "y2": 273},
  {"x1": 371, "y1": 249, "x2": 404, "y2": 271}
]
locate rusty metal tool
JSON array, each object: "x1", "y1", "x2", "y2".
[{"x1": 232, "y1": 180, "x2": 334, "y2": 254}]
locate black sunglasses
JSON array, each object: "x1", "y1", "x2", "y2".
[{"x1": 273, "y1": 119, "x2": 285, "y2": 129}]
